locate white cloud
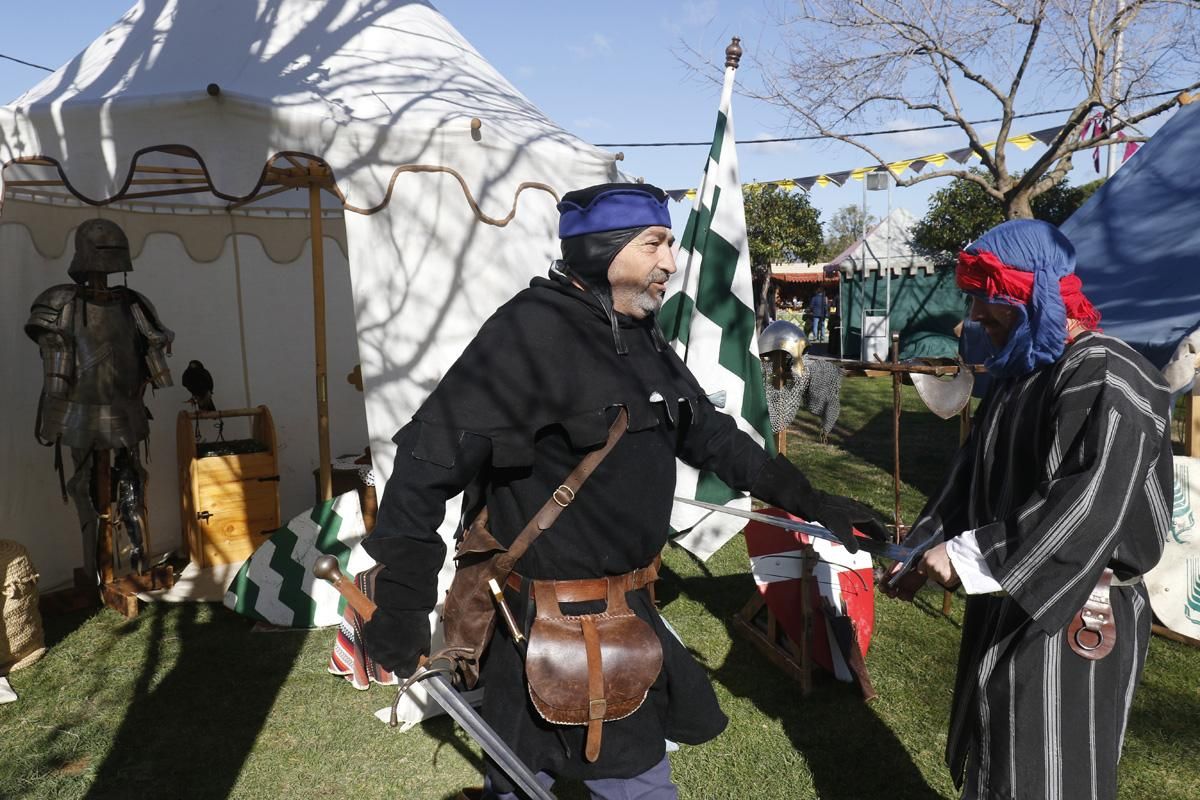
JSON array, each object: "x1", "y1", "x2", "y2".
[{"x1": 569, "y1": 33, "x2": 612, "y2": 60}]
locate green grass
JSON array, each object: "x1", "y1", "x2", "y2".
[{"x1": 3, "y1": 377, "x2": 1199, "y2": 799}]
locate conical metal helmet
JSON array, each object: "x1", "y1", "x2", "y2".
[
  {"x1": 758, "y1": 320, "x2": 807, "y2": 360},
  {"x1": 68, "y1": 219, "x2": 133, "y2": 283}
]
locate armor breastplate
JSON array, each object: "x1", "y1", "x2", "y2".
[{"x1": 39, "y1": 291, "x2": 151, "y2": 450}]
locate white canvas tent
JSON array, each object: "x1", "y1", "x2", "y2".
[{"x1": 0, "y1": 0, "x2": 619, "y2": 590}]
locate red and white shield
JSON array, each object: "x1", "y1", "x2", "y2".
[{"x1": 742, "y1": 507, "x2": 875, "y2": 681}]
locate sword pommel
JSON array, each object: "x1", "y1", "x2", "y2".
[
  {"x1": 313, "y1": 555, "x2": 377, "y2": 621},
  {"x1": 312, "y1": 554, "x2": 343, "y2": 582}
]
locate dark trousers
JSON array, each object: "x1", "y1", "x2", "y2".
[{"x1": 483, "y1": 755, "x2": 678, "y2": 800}]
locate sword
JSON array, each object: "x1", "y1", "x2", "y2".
[
  {"x1": 674, "y1": 497, "x2": 916, "y2": 562},
  {"x1": 313, "y1": 556, "x2": 555, "y2": 800}
]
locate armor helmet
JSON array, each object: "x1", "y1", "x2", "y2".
[
  {"x1": 758, "y1": 320, "x2": 807, "y2": 361},
  {"x1": 68, "y1": 219, "x2": 133, "y2": 283}
]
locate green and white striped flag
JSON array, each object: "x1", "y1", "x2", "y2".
[{"x1": 659, "y1": 54, "x2": 773, "y2": 562}]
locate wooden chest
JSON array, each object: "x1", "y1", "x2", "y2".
[{"x1": 177, "y1": 406, "x2": 282, "y2": 567}]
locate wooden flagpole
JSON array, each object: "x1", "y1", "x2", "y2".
[{"x1": 309, "y1": 170, "x2": 333, "y2": 501}]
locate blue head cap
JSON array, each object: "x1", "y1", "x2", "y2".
[
  {"x1": 557, "y1": 183, "x2": 671, "y2": 239},
  {"x1": 965, "y1": 219, "x2": 1076, "y2": 378}
]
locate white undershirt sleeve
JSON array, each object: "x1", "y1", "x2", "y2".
[{"x1": 945, "y1": 529, "x2": 1006, "y2": 595}]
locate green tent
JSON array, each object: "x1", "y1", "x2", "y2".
[{"x1": 831, "y1": 208, "x2": 964, "y2": 360}]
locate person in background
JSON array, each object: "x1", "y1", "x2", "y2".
[{"x1": 808, "y1": 287, "x2": 828, "y2": 342}]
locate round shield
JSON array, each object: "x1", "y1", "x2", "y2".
[
  {"x1": 1147, "y1": 456, "x2": 1200, "y2": 638},
  {"x1": 742, "y1": 506, "x2": 875, "y2": 680}
]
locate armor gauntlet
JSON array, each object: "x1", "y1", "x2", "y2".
[{"x1": 37, "y1": 332, "x2": 72, "y2": 398}]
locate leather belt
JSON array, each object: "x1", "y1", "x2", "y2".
[{"x1": 506, "y1": 556, "x2": 661, "y2": 603}]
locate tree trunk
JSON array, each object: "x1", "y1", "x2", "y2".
[
  {"x1": 1004, "y1": 191, "x2": 1034, "y2": 220},
  {"x1": 755, "y1": 275, "x2": 775, "y2": 332}
]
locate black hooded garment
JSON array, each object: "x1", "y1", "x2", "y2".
[{"x1": 363, "y1": 269, "x2": 776, "y2": 788}]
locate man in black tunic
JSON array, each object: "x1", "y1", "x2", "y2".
[
  {"x1": 362, "y1": 183, "x2": 884, "y2": 798},
  {"x1": 887, "y1": 219, "x2": 1172, "y2": 800}
]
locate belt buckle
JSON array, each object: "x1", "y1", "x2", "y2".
[{"x1": 552, "y1": 485, "x2": 576, "y2": 508}]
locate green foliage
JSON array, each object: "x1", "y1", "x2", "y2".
[
  {"x1": 822, "y1": 205, "x2": 877, "y2": 261},
  {"x1": 912, "y1": 170, "x2": 1104, "y2": 266},
  {"x1": 744, "y1": 184, "x2": 823, "y2": 277}
]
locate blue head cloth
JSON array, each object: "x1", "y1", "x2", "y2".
[
  {"x1": 965, "y1": 219, "x2": 1076, "y2": 378},
  {"x1": 557, "y1": 184, "x2": 671, "y2": 239}
]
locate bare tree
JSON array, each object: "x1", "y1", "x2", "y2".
[{"x1": 750, "y1": 0, "x2": 1199, "y2": 218}]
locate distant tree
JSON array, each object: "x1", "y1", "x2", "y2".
[
  {"x1": 743, "y1": 0, "x2": 1197, "y2": 219},
  {"x1": 822, "y1": 205, "x2": 877, "y2": 261},
  {"x1": 912, "y1": 169, "x2": 1104, "y2": 265},
  {"x1": 744, "y1": 184, "x2": 823, "y2": 328}
]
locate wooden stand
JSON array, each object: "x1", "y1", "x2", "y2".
[
  {"x1": 93, "y1": 448, "x2": 174, "y2": 618},
  {"x1": 733, "y1": 586, "x2": 814, "y2": 694},
  {"x1": 731, "y1": 541, "x2": 876, "y2": 700},
  {"x1": 178, "y1": 406, "x2": 282, "y2": 568}
]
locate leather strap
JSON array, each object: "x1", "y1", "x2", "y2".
[
  {"x1": 494, "y1": 408, "x2": 629, "y2": 575},
  {"x1": 581, "y1": 616, "x2": 605, "y2": 762},
  {"x1": 506, "y1": 556, "x2": 660, "y2": 602}
]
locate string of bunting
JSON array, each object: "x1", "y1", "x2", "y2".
[{"x1": 664, "y1": 124, "x2": 1065, "y2": 202}]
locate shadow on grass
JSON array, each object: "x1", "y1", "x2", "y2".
[
  {"x1": 660, "y1": 565, "x2": 950, "y2": 800},
  {"x1": 832, "y1": 408, "x2": 961, "y2": 500},
  {"x1": 78, "y1": 603, "x2": 307, "y2": 800}
]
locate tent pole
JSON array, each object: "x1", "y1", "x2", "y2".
[{"x1": 309, "y1": 181, "x2": 333, "y2": 501}]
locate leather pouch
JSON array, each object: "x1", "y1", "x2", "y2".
[
  {"x1": 524, "y1": 576, "x2": 663, "y2": 762},
  {"x1": 1067, "y1": 568, "x2": 1116, "y2": 660},
  {"x1": 439, "y1": 509, "x2": 507, "y2": 688}
]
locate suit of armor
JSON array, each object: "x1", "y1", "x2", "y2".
[{"x1": 25, "y1": 220, "x2": 173, "y2": 578}]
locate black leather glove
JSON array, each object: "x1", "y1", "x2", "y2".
[
  {"x1": 809, "y1": 492, "x2": 891, "y2": 546},
  {"x1": 360, "y1": 607, "x2": 431, "y2": 677},
  {"x1": 751, "y1": 454, "x2": 889, "y2": 553}
]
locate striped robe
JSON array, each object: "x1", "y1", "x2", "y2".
[{"x1": 909, "y1": 332, "x2": 1173, "y2": 799}]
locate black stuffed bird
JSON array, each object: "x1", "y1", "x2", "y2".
[{"x1": 182, "y1": 360, "x2": 216, "y2": 412}]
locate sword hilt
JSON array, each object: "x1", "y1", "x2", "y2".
[{"x1": 313, "y1": 555, "x2": 377, "y2": 621}]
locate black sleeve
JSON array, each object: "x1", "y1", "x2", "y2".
[
  {"x1": 675, "y1": 397, "x2": 772, "y2": 491},
  {"x1": 359, "y1": 420, "x2": 492, "y2": 673}
]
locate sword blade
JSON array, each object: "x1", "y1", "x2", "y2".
[
  {"x1": 421, "y1": 668, "x2": 555, "y2": 800},
  {"x1": 673, "y1": 497, "x2": 915, "y2": 562}
]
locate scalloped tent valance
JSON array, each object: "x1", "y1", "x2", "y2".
[{"x1": 0, "y1": 195, "x2": 348, "y2": 264}]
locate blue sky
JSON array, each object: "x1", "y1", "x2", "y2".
[{"x1": 1, "y1": 0, "x2": 1188, "y2": 235}]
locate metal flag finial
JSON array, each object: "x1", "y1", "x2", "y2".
[{"x1": 725, "y1": 37, "x2": 743, "y2": 69}]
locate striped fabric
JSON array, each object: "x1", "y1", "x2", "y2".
[
  {"x1": 907, "y1": 332, "x2": 1172, "y2": 799},
  {"x1": 659, "y1": 59, "x2": 772, "y2": 561}
]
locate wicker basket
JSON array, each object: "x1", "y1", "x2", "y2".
[{"x1": 0, "y1": 540, "x2": 46, "y2": 674}]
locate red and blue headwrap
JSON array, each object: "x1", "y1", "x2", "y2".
[{"x1": 956, "y1": 219, "x2": 1101, "y2": 377}]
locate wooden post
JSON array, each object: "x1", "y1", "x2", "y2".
[
  {"x1": 309, "y1": 178, "x2": 333, "y2": 501},
  {"x1": 891, "y1": 334, "x2": 902, "y2": 542},
  {"x1": 1187, "y1": 383, "x2": 1200, "y2": 458},
  {"x1": 797, "y1": 545, "x2": 814, "y2": 696}
]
